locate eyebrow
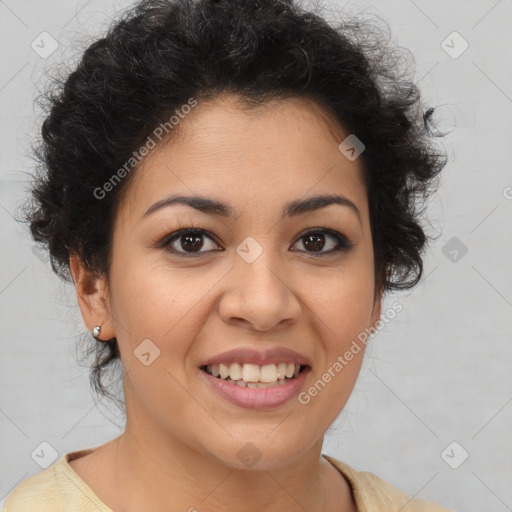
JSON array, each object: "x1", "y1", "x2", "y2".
[{"x1": 140, "y1": 193, "x2": 361, "y2": 224}]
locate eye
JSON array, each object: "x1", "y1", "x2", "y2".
[
  {"x1": 160, "y1": 228, "x2": 221, "y2": 256},
  {"x1": 291, "y1": 229, "x2": 353, "y2": 255},
  {"x1": 159, "y1": 227, "x2": 352, "y2": 257}
]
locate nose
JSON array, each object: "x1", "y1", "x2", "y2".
[{"x1": 218, "y1": 251, "x2": 302, "y2": 332}]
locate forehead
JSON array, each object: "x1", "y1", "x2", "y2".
[{"x1": 119, "y1": 93, "x2": 368, "y2": 223}]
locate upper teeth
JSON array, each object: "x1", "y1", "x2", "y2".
[{"x1": 206, "y1": 363, "x2": 301, "y2": 382}]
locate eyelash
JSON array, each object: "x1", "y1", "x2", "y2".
[{"x1": 157, "y1": 227, "x2": 353, "y2": 257}]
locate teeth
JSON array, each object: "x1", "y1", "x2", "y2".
[
  {"x1": 260, "y1": 363, "x2": 277, "y2": 382},
  {"x1": 229, "y1": 362, "x2": 242, "y2": 380},
  {"x1": 242, "y1": 363, "x2": 261, "y2": 382},
  {"x1": 219, "y1": 363, "x2": 229, "y2": 379},
  {"x1": 228, "y1": 377, "x2": 288, "y2": 388},
  {"x1": 205, "y1": 362, "x2": 303, "y2": 384},
  {"x1": 276, "y1": 363, "x2": 287, "y2": 379}
]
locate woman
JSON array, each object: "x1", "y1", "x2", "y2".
[{"x1": 5, "y1": 0, "x2": 450, "y2": 510}]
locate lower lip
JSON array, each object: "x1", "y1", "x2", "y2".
[{"x1": 199, "y1": 367, "x2": 310, "y2": 409}]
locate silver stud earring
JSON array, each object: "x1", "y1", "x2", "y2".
[{"x1": 92, "y1": 325, "x2": 101, "y2": 338}]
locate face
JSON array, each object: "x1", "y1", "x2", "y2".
[{"x1": 72, "y1": 93, "x2": 382, "y2": 470}]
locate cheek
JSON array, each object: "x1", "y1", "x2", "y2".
[
  {"x1": 323, "y1": 279, "x2": 375, "y2": 344},
  {"x1": 303, "y1": 253, "x2": 375, "y2": 338},
  {"x1": 301, "y1": 257, "x2": 374, "y2": 400},
  {"x1": 111, "y1": 261, "x2": 209, "y2": 418},
  {"x1": 110, "y1": 250, "x2": 219, "y2": 339}
]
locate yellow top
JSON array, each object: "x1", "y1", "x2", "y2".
[{"x1": 3, "y1": 448, "x2": 452, "y2": 511}]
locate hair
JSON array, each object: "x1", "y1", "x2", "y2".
[{"x1": 21, "y1": 0, "x2": 447, "y2": 407}]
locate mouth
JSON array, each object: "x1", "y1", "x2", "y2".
[
  {"x1": 199, "y1": 362, "x2": 312, "y2": 409},
  {"x1": 200, "y1": 362, "x2": 310, "y2": 389}
]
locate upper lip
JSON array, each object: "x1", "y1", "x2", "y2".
[{"x1": 199, "y1": 347, "x2": 312, "y2": 368}]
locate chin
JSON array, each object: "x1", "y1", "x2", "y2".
[{"x1": 201, "y1": 435, "x2": 316, "y2": 472}]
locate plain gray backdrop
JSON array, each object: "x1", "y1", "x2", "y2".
[{"x1": 1, "y1": 1, "x2": 511, "y2": 511}]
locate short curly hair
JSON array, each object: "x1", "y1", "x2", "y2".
[{"x1": 22, "y1": 0, "x2": 447, "y2": 405}]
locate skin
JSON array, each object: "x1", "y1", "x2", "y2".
[{"x1": 69, "y1": 92, "x2": 383, "y2": 512}]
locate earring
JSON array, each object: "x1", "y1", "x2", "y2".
[{"x1": 92, "y1": 325, "x2": 101, "y2": 339}]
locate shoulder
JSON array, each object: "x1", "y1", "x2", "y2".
[
  {"x1": 3, "y1": 462, "x2": 65, "y2": 512},
  {"x1": 3, "y1": 448, "x2": 111, "y2": 512},
  {"x1": 323, "y1": 454, "x2": 453, "y2": 512}
]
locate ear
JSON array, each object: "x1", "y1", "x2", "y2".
[{"x1": 69, "y1": 254, "x2": 115, "y2": 341}]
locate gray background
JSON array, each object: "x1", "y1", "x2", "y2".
[{"x1": 1, "y1": 0, "x2": 511, "y2": 510}]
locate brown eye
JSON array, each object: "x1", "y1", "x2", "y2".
[
  {"x1": 159, "y1": 227, "x2": 352, "y2": 258},
  {"x1": 291, "y1": 229, "x2": 352, "y2": 255},
  {"x1": 162, "y1": 229, "x2": 220, "y2": 255}
]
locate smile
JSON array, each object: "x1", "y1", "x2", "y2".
[
  {"x1": 201, "y1": 362, "x2": 307, "y2": 388},
  {"x1": 199, "y1": 363, "x2": 311, "y2": 409}
]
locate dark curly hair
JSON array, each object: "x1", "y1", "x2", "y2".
[{"x1": 20, "y1": 0, "x2": 447, "y2": 408}]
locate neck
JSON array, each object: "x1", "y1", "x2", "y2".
[{"x1": 112, "y1": 433, "x2": 331, "y2": 512}]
